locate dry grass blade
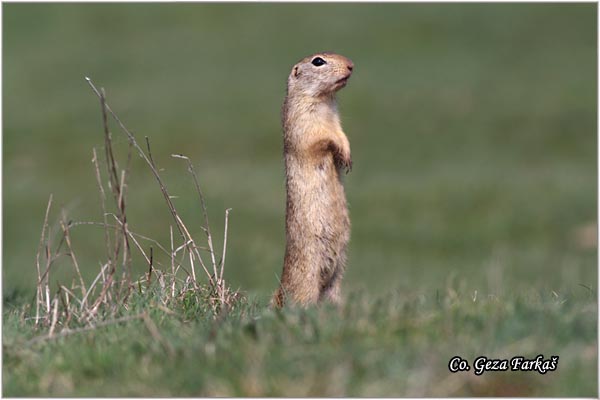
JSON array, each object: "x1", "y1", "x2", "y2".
[
  {"x1": 100, "y1": 88, "x2": 120, "y2": 204},
  {"x1": 99, "y1": 88, "x2": 124, "y2": 280},
  {"x1": 80, "y1": 263, "x2": 109, "y2": 311},
  {"x1": 220, "y1": 208, "x2": 232, "y2": 284},
  {"x1": 92, "y1": 148, "x2": 113, "y2": 267},
  {"x1": 108, "y1": 214, "x2": 151, "y2": 267},
  {"x1": 48, "y1": 297, "x2": 59, "y2": 337},
  {"x1": 58, "y1": 286, "x2": 74, "y2": 329},
  {"x1": 35, "y1": 194, "x2": 53, "y2": 326},
  {"x1": 60, "y1": 217, "x2": 87, "y2": 306},
  {"x1": 170, "y1": 226, "x2": 176, "y2": 298},
  {"x1": 117, "y1": 168, "x2": 132, "y2": 282},
  {"x1": 59, "y1": 285, "x2": 82, "y2": 308}
]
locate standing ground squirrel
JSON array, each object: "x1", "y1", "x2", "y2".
[{"x1": 272, "y1": 52, "x2": 354, "y2": 307}]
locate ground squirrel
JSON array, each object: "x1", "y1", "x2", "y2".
[{"x1": 272, "y1": 52, "x2": 354, "y2": 307}]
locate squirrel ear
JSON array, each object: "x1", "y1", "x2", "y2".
[{"x1": 293, "y1": 66, "x2": 299, "y2": 77}]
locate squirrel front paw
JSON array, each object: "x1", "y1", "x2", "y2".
[
  {"x1": 343, "y1": 155, "x2": 353, "y2": 174},
  {"x1": 334, "y1": 150, "x2": 352, "y2": 174}
]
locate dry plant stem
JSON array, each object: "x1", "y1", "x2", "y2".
[
  {"x1": 171, "y1": 154, "x2": 237, "y2": 309},
  {"x1": 172, "y1": 154, "x2": 219, "y2": 282},
  {"x1": 45, "y1": 278, "x2": 50, "y2": 316},
  {"x1": 220, "y1": 208, "x2": 232, "y2": 284},
  {"x1": 85, "y1": 270, "x2": 116, "y2": 323},
  {"x1": 58, "y1": 286, "x2": 74, "y2": 329},
  {"x1": 101, "y1": 89, "x2": 132, "y2": 305},
  {"x1": 59, "y1": 285, "x2": 82, "y2": 308},
  {"x1": 24, "y1": 76, "x2": 242, "y2": 327},
  {"x1": 174, "y1": 240, "x2": 194, "y2": 255},
  {"x1": 59, "y1": 217, "x2": 87, "y2": 306},
  {"x1": 188, "y1": 251, "x2": 197, "y2": 283},
  {"x1": 37, "y1": 251, "x2": 62, "y2": 289},
  {"x1": 101, "y1": 88, "x2": 121, "y2": 207},
  {"x1": 100, "y1": 260, "x2": 107, "y2": 282},
  {"x1": 108, "y1": 214, "x2": 153, "y2": 269},
  {"x1": 170, "y1": 226, "x2": 176, "y2": 298},
  {"x1": 48, "y1": 297, "x2": 59, "y2": 337},
  {"x1": 100, "y1": 90, "x2": 123, "y2": 277},
  {"x1": 36, "y1": 224, "x2": 71, "y2": 307},
  {"x1": 92, "y1": 148, "x2": 113, "y2": 263},
  {"x1": 127, "y1": 229, "x2": 152, "y2": 266},
  {"x1": 145, "y1": 140, "x2": 209, "y2": 286},
  {"x1": 147, "y1": 247, "x2": 154, "y2": 287},
  {"x1": 80, "y1": 263, "x2": 109, "y2": 310},
  {"x1": 86, "y1": 78, "x2": 213, "y2": 288},
  {"x1": 116, "y1": 140, "x2": 131, "y2": 299},
  {"x1": 70, "y1": 220, "x2": 172, "y2": 257},
  {"x1": 118, "y1": 168, "x2": 132, "y2": 281},
  {"x1": 35, "y1": 194, "x2": 53, "y2": 325},
  {"x1": 175, "y1": 244, "x2": 188, "y2": 279},
  {"x1": 43, "y1": 228, "x2": 61, "y2": 316},
  {"x1": 103, "y1": 91, "x2": 131, "y2": 282},
  {"x1": 122, "y1": 140, "x2": 135, "y2": 274}
]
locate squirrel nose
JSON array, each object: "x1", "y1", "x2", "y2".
[{"x1": 347, "y1": 63, "x2": 354, "y2": 72}]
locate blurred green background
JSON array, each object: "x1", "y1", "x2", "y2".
[{"x1": 3, "y1": 3, "x2": 596, "y2": 300}]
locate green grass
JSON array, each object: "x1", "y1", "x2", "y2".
[
  {"x1": 3, "y1": 287, "x2": 596, "y2": 396},
  {"x1": 3, "y1": 3, "x2": 597, "y2": 396}
]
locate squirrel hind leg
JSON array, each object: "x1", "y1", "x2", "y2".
[
  {"x1": 319, "y1": 270, "x2": 344, "y2": 305},
  {"x1": 273, "y1": 280, "x2": 322, "y2": 308}
]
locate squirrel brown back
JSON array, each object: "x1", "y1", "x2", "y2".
[{"x1": 272, "y1": 52, "x2": 354, "y2": 307}]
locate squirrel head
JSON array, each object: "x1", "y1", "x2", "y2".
[{"x1": 287, "y1": 52, "x2": 354, "y2": 99}]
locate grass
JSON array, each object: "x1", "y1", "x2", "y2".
[
  {"x1": 3, "y1": 3, "x2": 597, "y2": 397},
  {"x1": 4, "y1": 287, "x2": 596, "y2": 396}
]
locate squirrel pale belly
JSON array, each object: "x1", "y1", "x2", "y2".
[{"x1": 272, "y1": 52, "x2": 354, "y2": 307}]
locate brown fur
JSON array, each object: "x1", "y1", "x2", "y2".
[{"x1": 272, "y1": 52, "x2": 354, "y2": 307}]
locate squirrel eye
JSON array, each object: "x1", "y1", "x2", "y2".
[{"x1": 311, "y1": 57, "x2": 327, "y2": 67}]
